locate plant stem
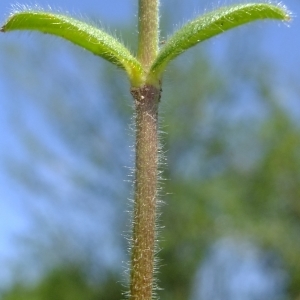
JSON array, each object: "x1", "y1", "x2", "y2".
[
  {"x1": 137, "y1": 0, "x2": 159, "y2": 71},
  {"x1": 129, "y1": 85, "x2": 161, "y2": 300},
  {"x1": 128, "y1": 2, "x2": 161, "y2": 299}
]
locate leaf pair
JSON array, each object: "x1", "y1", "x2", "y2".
[{"x1": 1, "y1": 3, "x2": 291, "y2": 87}]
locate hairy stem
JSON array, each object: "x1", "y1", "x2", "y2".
[
  {"x1": 137, "y1": 0, "x2": 159, "y2": 71},
  {"x1": 129, "y1": 85, "x2": 161, "y2": 300}
]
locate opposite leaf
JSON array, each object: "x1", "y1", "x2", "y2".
[
  {"x1": 149, "y1": 2, "x2": 291, "y2": 80},
  {"x1": 1, "y1": 9, "x2": 144, "y2": 86}
]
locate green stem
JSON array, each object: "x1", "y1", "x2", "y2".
[
  {"x1": 137, "y1": 0, "x2": 159, "y2": 71},
  {"x1": 129, "y1": 85, "x2": 161, "y2": 300}
]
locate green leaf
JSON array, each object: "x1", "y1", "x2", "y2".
[
  {"x1": 149, "y1": 3, "x2": 291, "y2": 81},
  {"x1": 1, "y1": 9, "x2": 144, "y2": 86}
]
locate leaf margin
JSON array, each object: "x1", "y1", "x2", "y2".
[
  {"x1": 148, "y1": 2, "x2": 291, "y2": 82},
  {"x1": 1, "y1": 8, "x2": 144, "y2": 86}
]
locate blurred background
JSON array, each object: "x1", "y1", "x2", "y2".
[{"x1": 0, "y1": 0, "x2": 299, "y2": 299}]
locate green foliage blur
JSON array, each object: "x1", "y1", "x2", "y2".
[
  {"x1": 1, "y1": 17, "x2": 299, "y2": 300},
  {"x1": 1, "y1": 266, "x2": 122, "y2": 300}
]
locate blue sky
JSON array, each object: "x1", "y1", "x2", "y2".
[{"x1": 0, "y1": 0, "x2": 299, "y2": 291}]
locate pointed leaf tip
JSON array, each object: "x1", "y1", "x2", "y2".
[{"x1": 149, "y1": 2, "x2": 291, "y2": 80}]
